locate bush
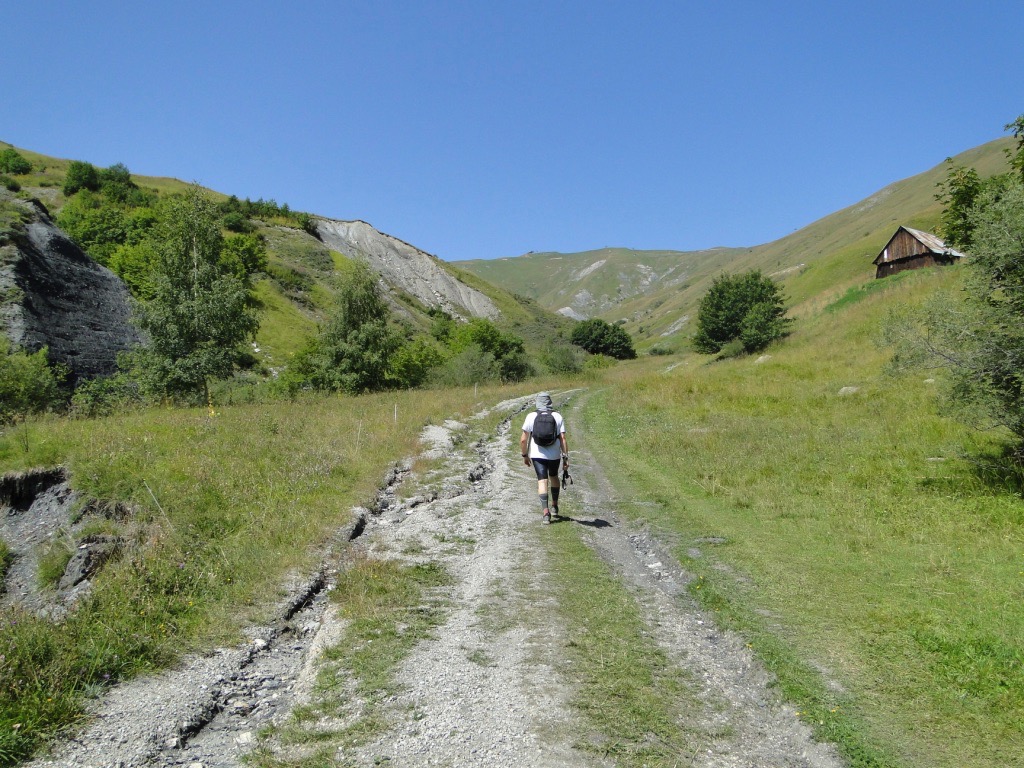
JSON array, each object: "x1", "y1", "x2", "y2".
[
  {"x1": 297, "y1": 212, "x2": 318, "y2": 237},
  {"x1": 543, "y1": 342, "x2": 585, "y2": 374},
  {"x1": 63, "y1": 160, "x2": 100, "y2": 196},
  {"x1": 0, "y1": 174, "x2": 20, "y2": 192},
  {"x1": 55, "y1": 192, "x2": 129, "y2": 265},
  {"x1": 583, "y1": 354, "x2": 616, "y2": 371},
  {"x1": 108, "y1": 242, "x2": 158, "y2": 297},
  {"x1": 0, "y1": 342, "x2": 66, "y2": 422},
  {"x1": 97, "y1": 164, "x2": 153, "y2": 207},
  {"x1": 390, "y1": 338, "x2": 445, "y2": 388},
  {"x1": 570, "y1": 318, "x2": 637, "y2": 359},
  {"x1": 448, "y1": 318, "x2": 530, "y2": 379},
  {"x1": 0, "y1": 148, "x2": 31, "y2": 175},
  {"x1": 427, "y1": 344, "x2": 499, "y2": 388},
  {"x1": 220, "y1": 233, "x2": 267, "y2": 283},
  {"x1": 70, "y1": 372, "x2": 142, "y2": 417},
  {"x1": 739, "y1": 301, "x2": 789, "y2": 353},
  {"x1": 288, "y1": 261, "x2": 401, "y2": 394},
  {"x1": 266, "y1": 262, "x2": 313, "y2": 293},
  {"x1": 222, "y1": 212, "x2": 254, "y2": 233},
  {"x1": 497, "y1": 349, "x2": 532, "y2": 383},
  {"x1": 692, "y1": 270, "x2": 790, "y2": 355}
]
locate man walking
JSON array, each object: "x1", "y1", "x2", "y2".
[{"x1": 520, "y1": 392, "x2": 568, "y2": 525}]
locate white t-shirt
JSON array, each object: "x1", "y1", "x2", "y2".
[{"x1": 522, "y1": 411, "x2": 565, "y2": 461}]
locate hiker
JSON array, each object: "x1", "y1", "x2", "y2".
[{"x1": 520, "y1": 392, "x2": 568, "y2": 525}]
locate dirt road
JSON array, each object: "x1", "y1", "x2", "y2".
[{"x1": 25, "y1": 391, "x2": 844, "y2": 767}]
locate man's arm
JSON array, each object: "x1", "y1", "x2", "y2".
[
  {"x1": 559, "y1": 433, "x2": 568, "y2": 462},
  {"x1": 520, "y1": 430, "x2": 532, "y2": 465}
]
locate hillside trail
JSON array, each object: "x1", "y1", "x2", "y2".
[{"x1": 24, "y1": 391, "x2": 844, "y2": 768}]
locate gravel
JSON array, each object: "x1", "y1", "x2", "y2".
[{"x1": 18, "y1": 391, "x2": 846, "y2": 767}]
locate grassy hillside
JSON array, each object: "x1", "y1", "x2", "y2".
[
  {"x1": 0, "y1": 382, "x2": 539, "y2": 762},
  {"x1": 2, "y1": 134, "x2": 1022, "y2": 767},
  {"x1": 0, "y1": 142, "x2": 572, "y2": 372},
  {"x1": 455, "y1": 137, "x2": 1014, "y2": 349},
  {"x1": 581, "y1": 262, "x2": 1024, "y2": 767}
]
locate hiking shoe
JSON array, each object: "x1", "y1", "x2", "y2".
[
  {"x1": 552, "y1": 505, "x2": 560, "y2": 519},
  {"x1": 542, "y1": 509, "x2": 551, "y2": 525}
]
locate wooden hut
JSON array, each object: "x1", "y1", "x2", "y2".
[{"x1": 873, "y1": 226, "x2": 964, "y2": 279}]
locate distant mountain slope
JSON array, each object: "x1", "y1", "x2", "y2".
[{"x1": 454, "y1": 137, "x2": 1013, "y2": 347}]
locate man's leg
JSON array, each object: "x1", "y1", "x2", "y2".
[
  {"x1": 537, "y1": 477, "x2": 549, "y2": 513},
  {"x1": 549, "y1": 475, "x2": 561, "y2": 516}
]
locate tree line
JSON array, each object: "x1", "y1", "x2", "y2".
[{"x1": 2, "y1": 165, "x2": 644, "y2": 419}]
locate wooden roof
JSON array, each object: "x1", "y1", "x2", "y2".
[{"x1": 873, "y1": 226, "x2": 965, "y2": 266}]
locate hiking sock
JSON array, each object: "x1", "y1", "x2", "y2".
[
  {"x1": 539, "y1": 493, "x2": 549, "y2": 512},
  {"x1": 551, "y1": 487, "x2": 560, "y2": 507}
]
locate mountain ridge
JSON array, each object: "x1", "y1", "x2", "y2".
[{"x1": 453, "y1": 136, "x2": 1013, "y2": 348}]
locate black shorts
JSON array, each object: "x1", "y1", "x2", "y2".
[{"x1": 531, "y1": 457, "x2": 561, "y2": 480}]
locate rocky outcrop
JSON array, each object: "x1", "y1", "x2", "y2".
[
  {"x1": 0, "y1": 192, "x2": 142, "y2": 381},
  {"x1": 315, "y1": 218, "x2": 499, "y2": 320}
]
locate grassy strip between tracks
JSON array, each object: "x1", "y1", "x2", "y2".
[
  {"x1": 248, "y1": 556, "x2": 451, "y2": 767},
  {"x1": 541, "y1": 519, "x2": 707, "y2": 766}
]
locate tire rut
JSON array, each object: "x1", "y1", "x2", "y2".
[{"x1": 22, "y1": 390, "x2": 847, "y2": 768}]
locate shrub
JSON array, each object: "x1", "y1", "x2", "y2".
[
  {"x1": 222, "y1": 212, "x2": 254, "y2": 233},
  {"x1": 0, "y1": 148, "x2": 31, "y2": 175},
  {"x1": 55, "y1": 191, "x2": 129, "y2": 265},
  {"x1": 266, "y1": 262, "x2": 313, "y2": 294},
  {"x1": 647, "y1": 343, "x2": 675, "y2": 356},
  {"x1": 570, "y1": 318, "x2": 637, "y2": 359},
  {"x1": 97, "y1": 164, "x2": 153, "y2": 207},
  {"x1": 390, "y1": 338, "x2": 444, "y2": 389},
  {"x1": 692, "y1": 270, "x2": 790, "y2": 355},
  {"x1": 448, "y1": 318, "x2": 529, "y2": 379},
  {"x1": 108, "y1": 242, "x2": 158, "y2": 298},
  {"x1": 0, "y1": 174, "x2": 20, "y2": 192},
  {"x1": 583, "y1": 353, "x2": 615, "y2": 371},
  {"x1": 288, "y1": 261, "x2": 401, "y2": 394},
  {"x1": 220, "y1": 233, "x2": 267, "y2": 283},
  {"x1": 297, "y1": 212, "x2": 318, "y2": 236},
  {"x1": 427, "y1": 343, "x2": 499, "y2": 388},
  {"x1": 498, "y1": 349, "x2": 532, "y2": 383},
  {"x1": 0, "y1": 342, "x2": 66, "y2": 422},
  {"x1": 63, "y1": 160, "x2": 100, "y2": 196},
  {"x1": 543, "y1": 342, "x2": 585, "y2": 374},
  {"x1": 70, "y1": 372, "x2": 142, "y2": 417}
]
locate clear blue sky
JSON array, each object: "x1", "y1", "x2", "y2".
[{"x1": 3, "y1": 1, "x2": 1021, "y2": 261}]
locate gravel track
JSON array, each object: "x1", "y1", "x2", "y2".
[{"x1": 20, "y1": 391, "x2": 845, "y2": 767}]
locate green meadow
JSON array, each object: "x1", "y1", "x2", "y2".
[
  {"x1": 581, "y1": 265, "x2": 1024, "y2": 767},
  {"x1": 1, "y1": 264, "x2": 1022, "y2": 767},
  {"x1": 0, "y1": 383, "x2": 531, "y2": 764}
]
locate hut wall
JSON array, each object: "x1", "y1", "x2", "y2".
[
  {"x1": 875, "y1": 253, "x2": 953, "y2": 279},
  {"x1": 880, "y1": 229, "x2": 929, "y2": 263}
]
